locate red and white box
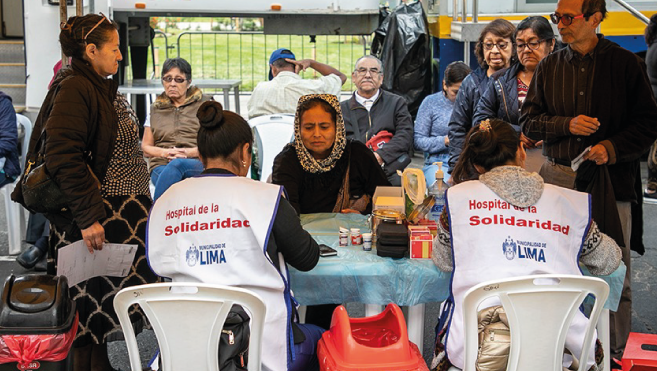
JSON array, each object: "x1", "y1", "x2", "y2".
[
  {"x1": 417, "y1": 219, "x2": 438, "y2": 237},
  {"x1": 409, "y1": 226, "x2": 433, "y2": 259}
]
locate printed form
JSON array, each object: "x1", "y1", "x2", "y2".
[{"x1": 56, "y1": 240, "x2": 137, "y2": 286}]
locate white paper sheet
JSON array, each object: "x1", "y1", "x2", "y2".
[{"x1": 56, "y1": 240, "x2": 137, "y2": 286}]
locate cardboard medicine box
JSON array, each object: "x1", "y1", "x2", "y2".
[{"x1": 409, "y1": 226, "x2": 433, "y2": 259}]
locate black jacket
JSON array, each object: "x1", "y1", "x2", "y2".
[
  {"x1": 472, "y1": 62, "x2": 523, "y2": 132},
  {"x1": 12, "y1": 58, "x2": 118, "y2": 230},
  {"x1": 447, "y1": 67, "x2": 489, "y2": 169},
  {"x1": 272, "y1": 140, "x2": 389, "y2": 215},
  {"x1": 0, "y1": 91, "x2": 20, "y2": 179},
  {"x1": 340, "y1": 90, "x2": 414, "y2": 180}
]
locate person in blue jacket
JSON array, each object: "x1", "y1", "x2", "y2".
[
  {"x1": 472, "y1": 16, "x2": 556, "y2": 172},
  {"x1": 414, "y1": 61, "x2": 471, "y2": 187},
  {"x1": 0, "y1": 91, "x2": 20, "y2": 188},
  {"x1": 447, "y1": 19, "x2": 516, "y2": 173}
]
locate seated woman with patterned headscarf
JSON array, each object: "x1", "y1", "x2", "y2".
[{"x1": 272, "y1": 94, "x2": 389, "y2": 215}]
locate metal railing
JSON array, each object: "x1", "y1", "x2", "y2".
[
  {"x1": 147, "y1": 30, "x2": 371, "y2": 92},
  {"x1": 452, "y1": 0, "x2": 648, "y2": 25},
  {"x1": 612, "y1": 0, "x2": 650, "y2": 24}
]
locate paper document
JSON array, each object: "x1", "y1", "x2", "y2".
[
  {"x1": 56, "y1": 240, "x2": 137, "y2": 286},
  {"x1": 571, "y1": 145, "x2": 592, "y2": 172}
]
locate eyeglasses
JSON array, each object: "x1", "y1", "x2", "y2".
[
  {"x1": 83, "y1": 13, "x2": 110, "y2": 40},
  {"x1": 482, "y1": 41, "x2": 510, "y2": 51},
  {"x1": 162, "y1": 76, "x2": 188, "y2": 84},
  {"x1": 550, "y1": 13, "x2": 587, "y2": 26},
  {"x1": 516, "y1": 39, "x2": 549, "y2": 51},
  {"x1": 354, "y1": 68, "x2": 382, "y2": 76}
]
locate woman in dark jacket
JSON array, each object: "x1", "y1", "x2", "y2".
[
  {"x1": 14, "y1": 14, "x2": 157, "y2": 371},
  {"x1": 472, "y1": 16, "x2": 556, "y2": 173},
  {"x1": 272, "y1": 94, "x2": 389, "y2": 215},
  {"x1": 447, "y1": 19, "x2": 516, "y2": 172},
  {"x1": 272, "y1": 94, "x2": 388, "y2": 330}
]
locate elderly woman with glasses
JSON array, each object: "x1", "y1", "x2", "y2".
[
  {"x1": 141, "y1": 57, "x2": 209, "y2": 199},
  {"x1": 473, "y1": 16, "x2": 556, "y2": 173},
  {"x1": 447, "y1": 19, "x2": 516, "y2": 177}
]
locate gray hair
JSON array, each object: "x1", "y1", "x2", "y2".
[
  {"x1": 354, "y1": 55, "x2": 384, "y2": 74},
  {"x1": 162, "y1": 58, "x2": 192, "y2": 81}
]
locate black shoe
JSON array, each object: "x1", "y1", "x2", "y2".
[{"x1": 16, "y1": 244, "x2": 46, "y2": 270}]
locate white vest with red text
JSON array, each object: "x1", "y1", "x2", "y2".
[
  {"x1": 147, "y1": 174, "x2": 293, "y2": 371},
  {"x1": 444, "y1": 180, "x2": 594, "y2": 369}
]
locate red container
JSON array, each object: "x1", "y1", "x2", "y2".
[
  {"x1": 622, "y1": 332, "x2": 657, "y2": 371},
  {"x1": 317, "y1": 303, "x2": 428, "y2": 371}
]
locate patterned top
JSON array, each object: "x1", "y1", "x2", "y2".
[
  {"x1": 100, "y1": 94, "x2": 151, "y2": 198},
  {"x1": 517, "y1": 78, "x2": 529, "y2": 107}
]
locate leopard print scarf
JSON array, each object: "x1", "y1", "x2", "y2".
[{"x1": 293, "y1": 94, "x2": 347, "y2": 174}]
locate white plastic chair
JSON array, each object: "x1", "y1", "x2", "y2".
[
  {"x1": 2, "y1": 114, "x2": 32, "y2": 255},
  {"x1": 460, "y1": 274, "x2": 609, "y2": 371},
  {"x1": 247, "y1": 114, "x2": 294, "y2": 182},
  {"x1": 113, "y1": 282, "x2": 267, "y2": 371}
]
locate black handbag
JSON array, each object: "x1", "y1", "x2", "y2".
[
  {"x1": 20, "y1": 130, "x2": 67, "y2": 214},
  {"x1": 219, "y1": 305, "x2": 251, "y2": 371}
]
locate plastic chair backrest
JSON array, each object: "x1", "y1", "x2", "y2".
[
  {"x1": 247, "y1": 114, "x2": 294, "y2": 182},
  {"x1": 113, "y1": 282, "x2": 267, "y2": 371},
  {"x1": 462, "y1": 274, "x2": 609, "y2": 371},
  {"x1": 16, "y1": 114, "x2": 32, "y2": 169}
]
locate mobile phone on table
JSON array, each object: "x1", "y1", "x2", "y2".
[{"x1": 319, "y1": 244, "x2": 338, "y2": 257}]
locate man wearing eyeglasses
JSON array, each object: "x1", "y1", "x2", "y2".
[
  {"x1": 248, "y1": 48, "x2": 347, "y2": 119},
  {"x1": 521, "y1": 0, "x2": 657, "y2": 361},
  {"x1": 340, "y1": 55, "x2": 413, "y2": 186}
]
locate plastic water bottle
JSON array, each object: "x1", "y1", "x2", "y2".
[{"x1": 428, "y1": 162, "x2": 448, "y2": 223}]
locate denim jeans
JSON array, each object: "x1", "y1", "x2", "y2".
[
  {"x1": 289, "y1": 323, "x2": 325, "y2": 371},
  {"x1": 151, "y1": 158, "x2": 204, "y2": 200}
]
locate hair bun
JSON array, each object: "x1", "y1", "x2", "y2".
[{"x1": 196, "y1": 101, "x2": 224, "y2": 129}]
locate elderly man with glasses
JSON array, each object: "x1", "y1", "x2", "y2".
[
  {"x1": 340, "y1": 55, "x2": 414, "y2": 185},
  {"x1": 520, "y1": 0, "x2": 657, "y2": 362}
]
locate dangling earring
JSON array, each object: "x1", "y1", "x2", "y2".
[{"x1": 242, "y1": 161, "x2": 247, "y2": 167}]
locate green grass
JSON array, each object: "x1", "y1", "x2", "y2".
[{"x1": 137, "y1": 29, "x2": 371, "y2": 92}]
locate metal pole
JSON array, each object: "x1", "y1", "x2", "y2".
[
  {"x1": 461, "y1": 0, "x2": 467, "y2": 23},
  {"x1": 473, "y1": 0, "x2": 478, "y2": 23},
  {"x1": 60, "y1": 0, "x2": 68, "y2": 68},
  {"x1": 612, "y1": 0, "x2": 649, "y2": 24},
  {"x1": 453, "y1": 0, "x2": 458, "y2": 21},
  {"x1": 463, "y1": 41, "x2": 470, "y2": 65}
]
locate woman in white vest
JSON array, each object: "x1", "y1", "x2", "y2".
[
  {"x1": 147, "y1": 101, "x2": 323, "y2": 371},
  {"x1": 429, "y1": 119, "x2": 622, "y2": 371}
]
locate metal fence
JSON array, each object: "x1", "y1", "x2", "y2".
[{"x1": 147, "y1": 31, "x2": 371, "y2": 92}]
